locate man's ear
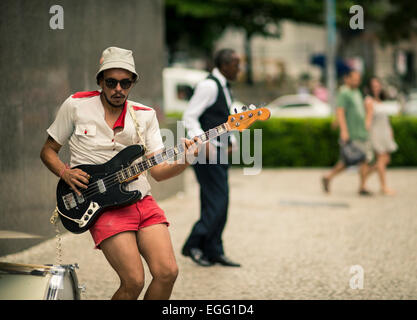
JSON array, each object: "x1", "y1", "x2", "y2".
[
  {"x1": 97, "y1": 77, "x2": 105, "y2": 89},
  {"x1": 96, "y1": 70, "x2": 105, "y2": 87}
]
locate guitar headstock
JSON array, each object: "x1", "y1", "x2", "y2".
[{"x1": 226, "y1": 106, "x2": 271, "y2": 132}]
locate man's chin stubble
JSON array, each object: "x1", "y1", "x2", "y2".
[{"x1": 102, "y1": 92, "x2": 126, "y2": 109}]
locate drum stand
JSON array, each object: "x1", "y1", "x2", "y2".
[{"x1": 50, "y1": 207, "x2": 87, "y2": 299}]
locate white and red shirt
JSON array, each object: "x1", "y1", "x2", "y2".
[{"x1": 47, "y1": 90, "x2": 165, "y2": 196}]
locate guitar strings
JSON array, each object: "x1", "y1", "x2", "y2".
[
  {"x1": 77, "y1": 143, "x2": 184, "y2": 199},
  {"x1": 75, "y1": 141, "x2": 182, "y2": 199},
  {"x1": 76, "y1": 142, "x2": 187, "y2": 200},
  {"x1": 67, "y1": 126, "x2": 225, "y2": 201},
  {"x1": 78, "y1": 159, "x2": 160, "y2": 199},
  {"x1": 76, "y1": 128, "x2": 226, "y2": 200},
  {"x1": 78, "y1": 140, "x2": 189, "y2": 199},
  {"x1": 76, "y1": 130, "x2": 216, "y2": 199}
]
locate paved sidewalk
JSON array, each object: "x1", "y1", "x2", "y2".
[{"x1": 2, "y1": 168, "x2": 417, "y2": 299}]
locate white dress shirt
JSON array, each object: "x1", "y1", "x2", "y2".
[
  {"x1": 182, "y1": 68, "x2": 236, "y2": 148},
  {"x1": 47, "y1": 91, "x2": 165, "y2": 196}
]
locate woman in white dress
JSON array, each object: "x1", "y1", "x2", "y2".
[{"x1": 365, "y1": 77, "x2": 398, "y2": 195}]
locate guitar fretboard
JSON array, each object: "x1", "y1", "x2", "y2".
[{"x1": 116, "y1": 123, "x2": 229, "y2": 183}]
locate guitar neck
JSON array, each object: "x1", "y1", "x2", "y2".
[{"x1": 118, "y1": 122, "x2": 230, "y2": 183}]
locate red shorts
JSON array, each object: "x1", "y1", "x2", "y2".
[{"x1": 89, "y1": 195, "x2": 169, "y2": 249}]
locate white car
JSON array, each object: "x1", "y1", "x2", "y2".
[
  {"x1": 376, "y1": 100, "x2": 401, "y2": 115},
  {"x1": 266, "y1": 94, "x2": 331, "y2": 118},
  {"x1": 404, "y1": 91, "x2": 417, "y2": 116},
  {"x1": 163, "y1": 67, "x2": 208, "y2": 113},
  {"x1": 163, "y1": 67, "x2": 243, "y2": 114}
]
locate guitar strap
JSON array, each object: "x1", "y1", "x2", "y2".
[
  {"x1": 128, "y1": 103, "x2": 147, "y2": 153},
  {"x1": 128, "y1": 102, "x2": 148, "y2": 176}
]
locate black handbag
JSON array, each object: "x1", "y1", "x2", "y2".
[{"x1": 339, "y1": 140, "x2": 366, "y2": 166}]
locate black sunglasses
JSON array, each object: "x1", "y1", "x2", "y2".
[{"x1": 104, "y1": 78, "x2": 134, "y2": 89}]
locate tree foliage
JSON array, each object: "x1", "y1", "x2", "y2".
[
  {"x1": 165, "y1": 0, "x2": 324, "y2": 54},
  {"x1": 165, "y1": 0, "x2": 417, "y2": 78}
]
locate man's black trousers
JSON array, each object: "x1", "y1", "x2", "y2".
[{"x1": 182, "y1": 162, "x2": 229, "y2": 259}]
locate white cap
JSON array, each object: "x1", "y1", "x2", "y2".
[{"x1": 96, "y1": 46, "x2": 138, "y2": 81}]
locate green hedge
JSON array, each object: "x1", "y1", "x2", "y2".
[
  {"x1": 248, "y1": 116, "x2": 417, "y2": 167},
  {"x1": 389, "y1": 117, "x2": 417, "y2": 166},
  {"x1": 165, "y1": 114, "x2": 417, "y2": 167}
]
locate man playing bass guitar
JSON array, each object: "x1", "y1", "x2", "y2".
[{"x1": 40, "y1": 47, "x2": 199, "y2": 300}]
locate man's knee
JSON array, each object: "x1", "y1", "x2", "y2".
[
  {"x1": 153, "y1": 263, "x2": 179, "y2": 284},
  {"x1": 121, "y1": 275, "x2": 145, "y2": 297}
]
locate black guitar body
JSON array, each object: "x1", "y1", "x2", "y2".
[{"x1": 56, "y1": 145, "x2": 145, "y2": 234}]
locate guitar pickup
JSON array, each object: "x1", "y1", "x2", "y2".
[
  {"x1": 63, "y1": 193, "x2": 77, "y2": 210},
  {"x1": 76, "y1": 193, "x2": 85, "y2": 204},
  {"x1": 97, "y1": 179, "x2": 106, "y2": 194}
]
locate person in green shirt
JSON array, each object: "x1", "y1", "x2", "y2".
[{"x1": 322, "y1": 70, "x2": 374, "y2": 196}]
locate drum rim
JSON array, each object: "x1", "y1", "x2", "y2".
[
  {"x1": 0, "y1": 262, "x2": 81, "y2": 300},
  {"x1": 0, "y1": 262, "x2": 52, "y2": 276},
  {"x1": 44, "y1": 264, "x2": 81, "y2": 300}
]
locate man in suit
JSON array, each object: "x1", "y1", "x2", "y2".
[{"x1": 181, "y1": 49, "x2": 241, "y2": 267}]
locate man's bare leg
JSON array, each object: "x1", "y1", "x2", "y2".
[
  {"x1": 322, "y1": 161, "x2": 346, "y2": 193},
  {"x1": 100, "y1": 231, "x2": 145, "y2": 300},
  {"x1": 136, "y1": 224, "x2": 178, "y2": 300}
]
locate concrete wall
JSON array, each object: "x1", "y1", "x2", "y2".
[{"x1": 0, "y1": 0, "x2": 183, "y2": 256}]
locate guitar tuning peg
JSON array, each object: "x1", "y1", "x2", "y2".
[
  {"x1": 234, "y1": 108, "x2": 238, "y2": 114},
  {"x1": 241, "y1": 105, "x2": 247, "y2": 111},
  {"x1": 249, "y1": 104, "x2": 256, "y2": 110}
]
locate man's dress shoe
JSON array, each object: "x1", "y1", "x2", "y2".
[
  {"x1": 183, "y1": 248, "x2": 214, "y2": 267},
  {"x1": 210, "y1": 255, "x2": 241, "y2": 267}
]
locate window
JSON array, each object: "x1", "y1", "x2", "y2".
[{"x1": 176, "y1": 84, "x2": 194, "y2": 101}]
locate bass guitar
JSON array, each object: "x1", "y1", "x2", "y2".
[{"x1": 56, "y1": 107, "x2": 270, "y2": 233}]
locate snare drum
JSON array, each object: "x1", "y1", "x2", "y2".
[{"x1": 0, "y1": 262, "x2": 81, "y2": 300}]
